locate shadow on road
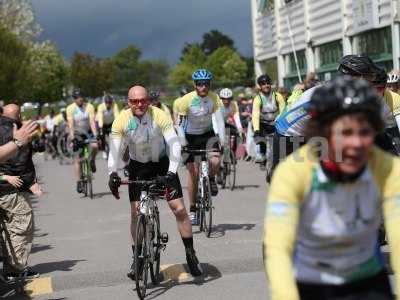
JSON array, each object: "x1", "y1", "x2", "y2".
[
  {"x1": 144, "y1": 263, "x2": 222, "y2": 300},
  {"x1": 91, "y1": 192, "x2": 114, "y2": 199},
  {"x1": 30, "y1": 244, "x2": 53, "y2": 254},
  {"x1": 233, "y1": 185, "x2": 260, "y2": 190},
  {"x1": 32, "y1": 259, "x2": 86, "y2": 275},
  {"x1": 205, "y1": 223, "x2": 256, "y2": 238}
]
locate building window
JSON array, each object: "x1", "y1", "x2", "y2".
[
  {"x1": 288, "y1": 50, "x2": 307, "y2": 74},
  {"x1": 260, "y1": 58, "x2": 278, "y2": 85},
  {"x1": 319, "y1": 40, "x2": 343, "y2": 68},
  {"x1": 317, "y1": 40, "x2": 343, "y2": 81},
  {"x1": 357, "y1": 26, "x2": 392, "y2": 58}
]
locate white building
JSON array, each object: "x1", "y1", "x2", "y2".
[{"x1": 251, "y1": 0, "x2": 400, "y2": 89}]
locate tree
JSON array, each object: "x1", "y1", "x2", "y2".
[
  {"x1": 201, "y1": 30, "x2": 235, "y2": 56},
  {"x1": 0, "y1": 0, "x2": 42, "y2": 43},
  {"x1": 23, "y1": 41, "x2": 69, "y2": 107},
  {"x1": 138, "y1": 60, "x2": 170, "y2": 88},
  {"x1": 112, "y1": 45, "x2": 142, "y2": 92},
  {"x1": 169, "y1": 44, "x2": 207, "y2": 87},
  {"x1": 0, "y1": 25, "x2": 28, "y2": 101},
  {"x1": 205, "y1": 47, "x2": 247, "y2": 87}
]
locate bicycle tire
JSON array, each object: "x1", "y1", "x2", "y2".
[
  {"x1": 203, "y1": 177, "x2": 213, "y2": 238},
  {"x1": 228, "y1": 150, "x2": 236, "y2": 191},
  {"x1": 221, "y1": 163, "x2": 227, "y2": 189},
  {"x1": 82, "y1": 160, "x2": 88, "y2": 197},
  {"x1": 86, "y1": 161, "x2": 93, "y2": 199},
  {"x1": 149, "y1": 210, "x2": 161, "y2": 285},
  {"x1": 135, "y1": 215, "x2": 148, "y2": 300}
]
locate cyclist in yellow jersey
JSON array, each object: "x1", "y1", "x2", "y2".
[
  {"x1": 172, "y1": 87, "x2": 190, "y2": 125},
  {"x1": 96, "y1": 94, "x2": 120, "y2": 134},
  {"x1": 107, "y1": 86, "x2": 202, "y2": 278},
  {"x1": 252, "y1": 74, "x2": 285, "y2": 165},
  {"x1": 264, "y1": 76, "x2": 399, "y2": 300},
  {"x1": 337, "y1": 55, "x2": 400, "y2": 155},
  {"x1": 149, "y1": 90, "x2": 172, "y2": 122},
  {"x1": 96, "y1": 94, "x2": 119, "y2": 159},
  {"x1": 66, "y1": 89, "x2": 98, "y2": 193},
  {"x1": 175, "y1": 69, "x2": 225, "y2": 225}
]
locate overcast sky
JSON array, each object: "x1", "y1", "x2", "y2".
[{"x1": 32, "y1": 0, "x2": 253, "y2": 64}]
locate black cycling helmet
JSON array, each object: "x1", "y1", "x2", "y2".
[
  {"x1": 103, "y1": 94, "x2": 114, "y2": 103},
  {"x1": 72, "y1": 88, "x2": 83, "y2": 99},
  {"x1": 180, "y1": 86, "x2": 189, "y2": 97},
  {"x1": 308, "y1": 75, "x2": 382, "y2": 129},
  {"x1": 257, "y1": 74, "x2": 272, "y2": 86},
  {"x1": 149, "y1": 90, "x2": 160, "y2": 100},
  {"x1": 337, "y1": 54, "x2": 377, "y2": 76}
]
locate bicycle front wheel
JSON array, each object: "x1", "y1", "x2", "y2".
[
  {"x1": 149, "y1": 211, "x2": 161, "y2": 285},
  {"x1": 135, "y1": 215, "x2": 148, "y2": 300},
  {"x1": 203, "y1": 177, "x2": 213, "y2": 238},
  {"x1": 228, "y1": 150, "x2": 236, "y2": 191}
]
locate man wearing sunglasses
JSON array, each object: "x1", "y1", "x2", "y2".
[
  {"x1": 108, "y1": 86, "x2": 202, "y2": 278},
  {"x1": 175, "y1": 69, "x2": 225, "y2": 225},
  {"x1": 252, "y1": 74, "x2": 285, "y2": 168}
]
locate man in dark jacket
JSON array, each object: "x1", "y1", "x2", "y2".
[{"x1": 0, "y1": 104, "x2": 41, "y2": 280}]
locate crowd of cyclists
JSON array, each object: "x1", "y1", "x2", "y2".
[{"x1": 3, "y1": 52, "x2": 400, "y2": 299}]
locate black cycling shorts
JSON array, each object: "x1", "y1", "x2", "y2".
[
  {"x1": 184, "y1": 131, "x2": 220, "y2": 164},
  {"x1": 127, "y1": 156, "x2": 183, "y2": 202},
  {"x1": 297, "y1": 270, "x2": 394, "y2": 300},
  {"x1": 102, "y1": 123, "x2": 112, "y2": 135}
]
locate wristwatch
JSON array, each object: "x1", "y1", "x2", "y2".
[{"x1": 12, "y1": 138, "x2": 23, "y2": 148}]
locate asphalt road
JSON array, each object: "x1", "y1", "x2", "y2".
[{"x1": 4, "y1": 154, "x2": 269, "y2": 300}]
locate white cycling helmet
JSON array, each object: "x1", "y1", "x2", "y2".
[
  {"x1": 387, "y1": 73, "x2": 400, "y2": 84},
  {"x1": 219, "y1": 88, "x2": 233, "y2": 99}
]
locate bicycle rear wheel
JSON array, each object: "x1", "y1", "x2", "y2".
[
  {"x1": 228, "y1": 150, "x2": 236, "y2": 191},
  {"x1": 87, "y1": 163, "x2": 93, "y2": 199},
  {"x1": 203, "y1": 177, "x2": 213, "y2": 238},
  {"x1": 135, "y1": 215, "x2": 148, "y2": 300},
  {"x1": 149, "y1": 211, "x2": 161, "y2": 285}
]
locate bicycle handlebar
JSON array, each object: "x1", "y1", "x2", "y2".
[{"x1": 120, "y1": 179, "x2": 158, "y2": 186}]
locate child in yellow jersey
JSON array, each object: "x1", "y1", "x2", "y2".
[{"x1": 264, "y1": 77, "x2": 399, "y2": 300}]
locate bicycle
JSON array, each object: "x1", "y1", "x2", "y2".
[
  {"x1": 182, "y1": 148, "x2": 216, "y2": 238},
  {"x1": 221, "y1": 131, "x2": 237, "y2": 191},
  {"x1": 75, "y1": 138, "x2": 97, "y2": 199},
  {"x1": 120, "y1": 179, "x2": 168, "y2": 300}
]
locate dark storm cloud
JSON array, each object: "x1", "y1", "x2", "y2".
[{"x1": 32, "y1": 0, "x2": 252, "y2": 63}]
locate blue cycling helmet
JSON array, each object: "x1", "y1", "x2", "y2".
[{"x1": 192, "y1": 69, "x2": 213, "y2": 81}]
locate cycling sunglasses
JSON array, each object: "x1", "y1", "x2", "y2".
[
  {"x1": 195, "y1": 81, "x2": 211, "y2": 87},
  {"x1": 258, "y1": 80, "x2": 271, "y2": 86},
  {"x1": 128, "y1": 98, "x2": 148, "y2": 106}
]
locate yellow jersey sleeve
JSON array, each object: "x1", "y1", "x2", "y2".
[
  {"x1": 286, "y1": 89, "x2": 303, "y2": 109},
  {"x1": 175, "y1": 92, "x2": 194, "y2": 116},
  {"x1": 111, "y1": 109, "x2": 131, "y2": 139},
  {"x1": 384, "y1": 90, "x2": 400, "y2": 116},
  {"x1": 53, "y1": 114, "x2": 63, "y2": 126},
  {"x1": 113, "y1": 103, "x2": 120, "y2": 118},
  {"x1": 85, "y1": 103, "x2": 95, "y2": 124},
  {"x1": 264, "y1": 145, "x2": 313, "y2": 300},
  {"x1": 150, "y1": 106, "x2": 174, "y2": 135},
  {"x1": 252, "y1": 95, "x2": 262, "y2": 131},
  {"x1": 172, "y1": 97, "x2": 180, "y2": 116},
  {"x1": 276, "y1": 92, "x2": 286, "y2": 114},
  {"x1": 210, "y1": 92, "x2": 222, "y2": 113},
  {"x1": 370, "y1": 147, "x2": 400, "y2": 298},
  {"x1": 66, "y1": 103, "x2": 75, "y2": 124},
  {"x1": 231, "y1": 101, "x2": 239, "y2": 116},
  {"x1": 96, "y1": 103, "x2": 106, "y2": 128}
]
